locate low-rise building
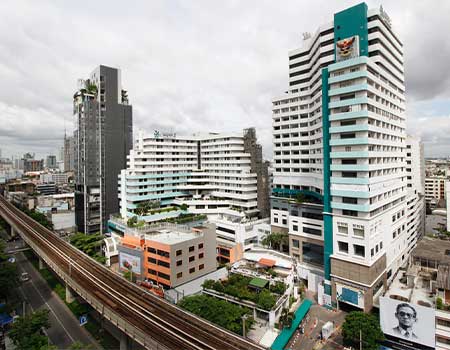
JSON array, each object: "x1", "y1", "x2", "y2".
[
  {"x1": 425, "y1": 176, "x2": 447, "y2": 208},
  {"x1": 117, "y1": 223, "x2": 217, "y2": 289}
]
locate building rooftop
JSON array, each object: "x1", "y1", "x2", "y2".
[
  {"x1": 412, "y1": 236, "x2": 450, "y2": 266},
  {"x1": 145, "y1": 229, "x2": 200, "y2": 245}
]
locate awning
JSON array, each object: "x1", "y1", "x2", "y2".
[
  {"x1": 271, "y1": 299, "x2": 313, "y2": 350},
  {"x1": 258, "y1": 258, "x2": 276, "y2": 267},
  {"x1": 0, "y1": 313, "x2": 13, "y2": 327}
]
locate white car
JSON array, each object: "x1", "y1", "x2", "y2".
[{"x1": 20, "y1": 272, "x2": 30, "y2": 282}]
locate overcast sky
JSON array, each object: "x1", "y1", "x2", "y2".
[{"x1": 1, "y1": 0, "x2": 449, "y2": 161}]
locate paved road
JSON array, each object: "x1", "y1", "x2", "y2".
[
  {"x1": 15, "y1": 251, "x2": 99, "y2": 349},
  {"x1": 287, "y1": 301, "x2": 346, "y2": 350}
]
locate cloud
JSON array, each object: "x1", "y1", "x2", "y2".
[{"x1": 0, "y1": 0, "x2": 449, "y2": 161}]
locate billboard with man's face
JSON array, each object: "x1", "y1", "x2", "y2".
[{"x1": 380, "y1": 297, "x2": 435, "y2": 350}]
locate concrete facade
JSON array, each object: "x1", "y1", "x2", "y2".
[{"x1": 74, "y1": 65, "x2": 133, "y2": 234}]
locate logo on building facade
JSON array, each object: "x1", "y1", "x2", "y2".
[
  {"x1": 336, "y1": 36, "x2": 359, "y2": 62},
  {"x1": 154, "y1": 130, "x2": 176, "y2": 139}
]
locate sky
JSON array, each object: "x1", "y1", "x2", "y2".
[{"x1": 0, "y1": 0, "x2": 449, "y2": 161}]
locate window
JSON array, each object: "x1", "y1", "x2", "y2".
[
  {"x1": 198, "y1": 243, "x2": 204, "y2": 249},
  {"x1": 338, "y1": 241, "x2": 349, "y2": 253},
  {"x1": 371, "y1": 248, "x2": 374, "y2": 257},
  {"x1": 157, "y1": 249, "x2": 170, "y2": 258},
  {"x1": 274, "y1": 218, "x2": 279, "y2": 223},
  {"x1": 292, "y1": 239, "x2": 300, "y2": 248},
  {"x1": 189, "y1": 256, "x2": 195, "y2": 262},
  {"x1": 189, "y1": 246, "x2": 195, "y2": 252},
  {"x1": 177, "y1": 272, "x2": 183, "y2": 278},
  {"x1": 303, "y1": 227, "x2": 322, "y2": 236},
  {"x1": 342, "y1": 172, "x2": 357, "y2": 178},
  {"x1": 147, "y1": 257, "x2": 156, "y2": 264},
  {"x1": 353, "y1": 244, "x2": 365, "y2": 257},
  {"x1": 199, "y1": 253, "x2": 204, "y2": 259},
  {"x1": 148, "y1": 268, "x2": 157, "y2": 275},
  {"x1": 176, "y1": 260, "x2": 182, "y2": 266},
  {"x1": 199, "y1": 264, "x2": 204, "y2": 270},
  {"x1": 176, "y1": 249, "x2": 182, "y2": 256},
  {"x1": 342, "y1": 159, "x2": 357, "y2": 165},
  {"x1": 341, "y1": 133, "x2": 356, "y2": 139},
  {"x1": 343, "y1": 197, "x2": 358, "y2": 204},
  {"x1": 282, "y1": 219, "x2": 287, "y2": 225},
  {"x1": 189, "y1": 267, "x2": 195, "y2": 274},
  {"x1": 147, "y1": 247, "x2": 156, "y2": 254},
  {"x1": 343, "y1": 210, "x2": 358, "y2": 217},
  {"x1": 158, "y1": 272, "x2": 170, "y2": 280},
  {"x1": 158, "y1": 260, "x2": 170, "y2": 268},
  {"x1": 293, "y1": 225, "x2": 298, "y2": 232}
]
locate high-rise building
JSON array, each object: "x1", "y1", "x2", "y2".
[
  {"x1": 117, "y1": 128, "x2": 269, "y2": 222},
  {"x1": 271, "y1": 3, "x2": 412, "y2": 311},
  {"x1": 74, "y1": 65, "x2": 133, "y2": 234}
]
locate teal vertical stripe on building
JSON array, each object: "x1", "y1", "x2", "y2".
[
  {"x1": 334, "y1": 2, "x2": 369, "y2": 58},
  {"x1": 321, "y1": 67, "x2": 332, "y2": 285}
]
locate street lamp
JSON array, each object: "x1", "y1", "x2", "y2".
[{"x1": 241, "y1": 314, "x2": 249, "y2": 338}]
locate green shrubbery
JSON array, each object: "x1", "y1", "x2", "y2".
[
  {"x1": 179, "y1": 295, "x2": 254, "y2": 335},
  {"x1": 202, "y1": 274, "x2": 283, "y2": 311}
]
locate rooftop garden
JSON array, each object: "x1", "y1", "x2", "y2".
[
  {"x1": 178, "y1": 294, "x2": 254, "y2": 335},
  {"x1": 162, "y1": 213, "x2": 207, "y2": 224},
  {"x1": 202, "y1": 274, "x2": 286, "y2": 311}
]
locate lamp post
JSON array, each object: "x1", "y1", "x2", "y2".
[{"x1": 242, "y1": 314, "x2": 249, "y2": 338}]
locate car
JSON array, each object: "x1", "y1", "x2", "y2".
[
  {"x1": 7, "y1": 257, "x2": 16, "y2": 263},
  {"x1": 20, "y1": 272, "x2": 30, "y2": 282}
]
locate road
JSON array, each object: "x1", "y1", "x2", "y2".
[
  {"x1": 287, "y1": 302, "x2": 346, "y2": 350},
  {"x1": 15, "y1": 251, "x2": 99, "y2": 349}
]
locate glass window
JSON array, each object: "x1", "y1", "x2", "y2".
[
  {"x1": 302, "y1": 242, "x2": 324, "y2": 267},
  {"x1": 353, "y1": 244, "x2": 365, "y2": 257},
  {"x1": 176, "y1": 260, "x2": 182, "y2": 266},
  {"x1": 176, "y1": 250, "x2": 182, "y2": 256},
  {"x1": 338, "y1": 241, "x2": 349, "y2": 253},
  {"x1": 189, "y1": 267, "x2": 195, "y2": 274},
  {"x1": 292, "y1": 239, "x2": 300, "y2": 248}
]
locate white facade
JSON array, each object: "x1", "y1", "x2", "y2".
[
  {"x1": 270, "y1": 4, "x2": 420, "y2": 310},
  {"x1": 119, "y1": 130, "x2": 260, "y2": 221},
  {"x1": 425, "y1": 176, "x2": 447, "y2": 206}
]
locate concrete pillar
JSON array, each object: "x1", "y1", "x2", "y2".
[
  {"x1": 10, "y1": 226, "x2": 16, "y2": 237},
  {"x1": 253, "y1": 307, "x2": 257, "y2": 319},
  {"x1": 66, "y1": 284, "x2": 75, "y2": 304},
  {"x1": 120, "y1": 332, "x2": 130, "y2": 350},
  {"x1": 269, "y1": 310, "x2": 275, "y2": 328},
  {"x1": 38, "y1": 257, "x2": 45, "y2": 270}
]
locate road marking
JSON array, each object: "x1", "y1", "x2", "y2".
[{"x1": 21, "y1": 263, "x2": 75, "y2": 343}]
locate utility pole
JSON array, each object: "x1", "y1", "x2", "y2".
[{"x1": 360, "y1": 328, "x2": 362, "y2": 350}]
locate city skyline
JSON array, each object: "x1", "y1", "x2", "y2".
[{"x1": 0, "y1": 0, "x2": 449, "y2": 160}]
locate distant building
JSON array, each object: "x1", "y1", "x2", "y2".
[
  {"x1": 36, "y1": 183, "x2": 57, "y2": 196},
  {"x1": 64, "y1": 134, "x2": 75, "y2": 172},
  {"x1": 425, "y1": 176, "x2": 447, "y2": 208},
  {"x1": 46, "y1": 155, "x2": 57, "y2": 169},
  {"x1": 74, "y1": 65, "x2": 133, "y2": 234},
  {"x1": 24, "y1": 159, "x2": 44, "y2": 172},
  {"x1": 118, "y1": 223, "x2": 216, "y2": 289}
]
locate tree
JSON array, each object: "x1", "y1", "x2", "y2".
[
  {"x1": 127, "y1": 215, "x2": 138, "y2": 227},
  {"x1": 256, "y1": 290, "x2": 276, "y2": 311},
  {"x1": 0, "y1": 239, "x2": 19, "y2": 302},
  {"x1": 295, "y1": 193, "x2": 306, "y2": 204},
  {"x1": 69, "y1": 233, "x2": 105, "y2": 264},
  {"x1": 342, "y1": 311, "x2": 384, "y2": 350},
  {"x1": 178, "y1": 295, "x2": 253, "y2": 335},
  {"x1": 9, "y1": 309, "x2": 51, "y2": 350},
  {"x1": 180, "y1": 203, "x2": 188, "y2": 211},
  {"x1": 261, "y1": 233, "x2": 288, "y2": 251}
]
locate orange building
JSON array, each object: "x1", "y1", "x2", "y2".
[{"x1": 118, "y1": 224, "x2": 217, "y2": 289}]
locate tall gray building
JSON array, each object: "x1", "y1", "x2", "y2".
[
  {"x1": 64, "y1": 133, "x2": 75, "y2": 172},
  {"x1": 74, "y1": 65, "x2": 132, "y2": 234}
]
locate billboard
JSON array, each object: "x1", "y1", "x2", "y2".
[
  {"x1": 119, "y1": 252, "x2": 141, "y2": 275},
  {"x1": 380, "y1": 297, "x2": 435, "y2": 350},
  {"x1": 336, "y1": 35, "x2": 359, "y2": 62}
]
